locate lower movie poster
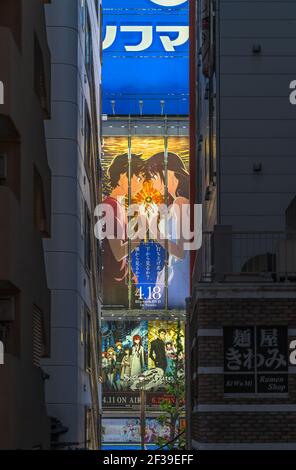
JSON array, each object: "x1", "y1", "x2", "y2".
[
  {"x1": 102, "y1": 320, "x2": 148, "y2": 392},
  {"x1": 101, "y1": 320, "x2": 185, "y2": 404},
  {"x1": 102, "y1": 418, "x2": 171, "y2": 445}
]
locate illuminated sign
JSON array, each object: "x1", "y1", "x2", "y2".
[
  {"x1": 103, "y1": 25, "x2": 188, "y2": 53},
  {"x1": 102, "y1": 320, "x2": 148, "y2": 391},
  {"x1": 102, "y1": 418, "x2": 171, "y2": 444},
  {"x1": 102, "y1": 0, "x2": 189, "y2": 115},
  {"x1": 100, "y1": 135, "x2": 190, "y2": 310},
  {"x1": 101, "y1": 320, "x2": 185, "y2": 400},
  {"x1": 150, "y1": 0, "x2": 187, "y2": 6}
]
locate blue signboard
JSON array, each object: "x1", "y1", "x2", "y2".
[{"x1": 102, "y1": 0, "x2": 189, "y2": 115}]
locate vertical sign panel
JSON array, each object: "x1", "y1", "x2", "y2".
[
  {"x1": 101, "y1": 137, "x2": 130, "y2": 308},
  {"x1": 167, "y1": 137, "x2": 190, "y2": 309},
  {"x1": 131, "y1": 136, "x2": 167, "y2": 310}
]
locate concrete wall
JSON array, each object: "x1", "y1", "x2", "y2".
[
  {"x1": 218, "y1": 0, "x2": 296, "y2": 231},
  {"x1": 196, "y1": 0, "x2": 296, "y2": 232},
  {"x1": 42, "y1": 0, "x2": 101, "y2": 448},
  {"x1": 0, "y1": 0, "x2": 52, "y2": 449},
  {"x1": 189, "y1": 284, "x2": 296, "y2": 450}
]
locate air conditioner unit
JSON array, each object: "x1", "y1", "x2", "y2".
[
  {"x1": 0, "y1": 154, "x2": 7, "y2": 181},
  {"x1": 0, "y1": 297, "x2": 15, "y2": 322},
  {"x1": 276, "y1": 240, "x2": 296, "y2": 277}
]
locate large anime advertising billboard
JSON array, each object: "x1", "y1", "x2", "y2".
[
  {"x1": 100, "y1": 135, "x2": 190, "y2": 310},
  {"x1": 102, "y1": 0, "x2": 189, "y2": 114},
  {"x1": 101, "y1": 320, "x2": 185, "y2": 408},
  {"x1": 102, "y1": 417, "x2": 171, "y2": 446}
]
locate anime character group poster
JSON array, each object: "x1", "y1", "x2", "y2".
[
  {"x1": 100, "y1": 136, "x2": 190, "y2": 310},
  {"x1": 102, "y1": 418, "x2": 171, "y2": 445},
  {"x1": 101, "y1": 320, "x2": 185, "y2": 394}
]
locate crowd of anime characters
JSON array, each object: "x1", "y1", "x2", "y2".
[
  {"x1": 101, "y1": 321, "x2": 183, "y2": 391},
  {"x1": 102, "y1": 335, "x2": 145, "y2": 391},
  {"x1": 121, "y1": 419, "x2": 170, "y2": 444}
]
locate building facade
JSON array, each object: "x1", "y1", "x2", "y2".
[
  {"x1": 42, "y1": 0, "x2": 102, "y2": 449},
  {"x1": 188, "y1": 0, "x2": 296, "y2": 450},
  {"x1": 0, "y1": 0, "x2": 52, "y2": 449}
]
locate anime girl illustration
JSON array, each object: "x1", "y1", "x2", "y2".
[
  {"x1": 101, "y1": 352, "x2": 109, "y2": 386},
  {"x1": 130, "y1": 334, "x2": 145, "y2": 378},
  {"x1": 106, "y1": 347, "x2": 117, "y2": 389},
  {"x1": 123, "y1": 419, "x2": 140, "y2": 443},
  {"x1": 144, "y1": 152, "x2": 190, "y2": 308},
  {"x1": 120, "y1": 348, "x2": 132, "y2": 383},
  {"x1": 165, "y1": 341, "x2": 177, "y2": 375},
  {"x1": 101, "y1": 153, "x2": 145, "y2": 307}
]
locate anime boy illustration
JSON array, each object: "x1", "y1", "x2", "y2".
[{"x1": 102, "y1": 153, "x2": 145, "y2": 307}]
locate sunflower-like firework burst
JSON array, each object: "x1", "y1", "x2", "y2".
[{"x1": 131, "y1": 180, "x2": 164, "y2": 208}]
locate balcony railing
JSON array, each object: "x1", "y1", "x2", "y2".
[{"x1": 194, "y1": 228, "x2": 296, "y2": 283}]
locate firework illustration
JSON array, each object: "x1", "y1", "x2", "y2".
[{"x1": 132, "y1": 180, "x2": 164, "y2": 208}]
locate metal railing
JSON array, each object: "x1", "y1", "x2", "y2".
[{"x1": 193, "y1": 229, "x2": 296, "y2": 283}]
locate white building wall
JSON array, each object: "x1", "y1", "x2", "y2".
[{"x1": 42, "y1": 0, "x2": 101, "y2": 446}]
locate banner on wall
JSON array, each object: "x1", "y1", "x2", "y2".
[
  {"x1": 102, "y1": 417, "x2": 171, "y2": 444},
  {"x1": 101, "y1": 320, "x2": 185, "y2": 399},
  {"x1": 103, "y1": 391, "x2": 180, "y2": 408},
  {"x1": 100, "y1": 135, "x2": 190, "y2": 310},
  {"x1": 102, "y1": 320, "x2": 148, "y2": 391},
  {"x1": 102, "y1": 0, "x2": 189, "y2": 114}
]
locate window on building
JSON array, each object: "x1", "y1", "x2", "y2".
[
  {"x1": 84, "y1": 106, "x2": 92, "y2": 175},
  {"x1": 0, "y1": 294, "x2": 20, "y2": 356},
  {"x1": 34, "y1": 166, "x2": 48, "y2": 237},
  {"x1": 191, "y1": 338, "x2": 198, "y2": 408},
  {"x1": 32, "y1": 305, "x2": 45, "y2": 368},
  {"x1": 84, "y1": 308, "x2": 91, "y2": 372},
  {"x1": 97, "y1": 239, "x2": 103, "y2": 302},
  {"x1": 85, "y1": 406, "x2": 92, "y2": 449},
  {"x1": 84, "y1": 203, "x2": 91, "y2": 272},
  {"x1": 286, "y1": 196, "x2": 296, "y2": 232},
  {"x1": 80, "y1": 304, "x2": 85, "y2": 345},
  {"x1": 0, "y1": 141, "x2": 21, "y2": 199},
  {"x1": 0, "y1": 0, "x2": 22, "y2": 49},
  {"x1": 85, "y1": 9, "x2": 93, "y2": 81},
  {"x1": 34, "y1": 33, "x2": 48, "y2": 117},
  {"x1": 208, "y1": 76, "x2": 216, "y2": 185},
  {"x1": 95, "y1": 0, "x2": 99, "y2": 20}
]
